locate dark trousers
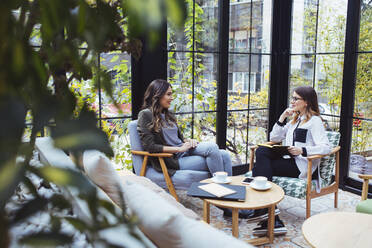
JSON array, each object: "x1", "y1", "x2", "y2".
[{"x1": 252, "y1": 147, "x2": 301, "y2": 181}]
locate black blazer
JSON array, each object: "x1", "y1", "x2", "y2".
[{"x1": 137, "y1": 108, "x2": 184, "y2": 176}]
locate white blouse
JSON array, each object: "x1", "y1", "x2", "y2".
[{"x1": 270, "y1": 115, "x2": 331, "y2": 180}]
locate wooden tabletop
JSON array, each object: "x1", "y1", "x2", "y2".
[
  {"x1": 302, "y1": 211, "x2": 372, "y2": 248},
  {"x1": 201, "y1": 176, "x2": 284, "y2": 209}
]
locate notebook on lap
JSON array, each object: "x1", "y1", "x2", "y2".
[{"x1": 187, "y1": 182, "x2": 246, "y2": 202}]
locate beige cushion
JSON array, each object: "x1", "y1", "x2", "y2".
[
  {"x1": 123, "y1": 180, "x2": 253, "y2": 248},
  {"x1": 116, "y1": 170, "x2": 199, "y2": 220},
  {"x1": 172, "y1": 215, "x2": 254, "y2": 248},
  {"x1": 83, "y1": 150, "x2": 125, "y2": 205},
  {"x1": 95, "y1": 188, "x2": 157, "y2": 248},
  {"x1": 83, "y1": 150, "x2": 199, "y2": 220}
]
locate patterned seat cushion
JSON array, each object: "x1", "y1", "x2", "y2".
[
  {"x1": 319, "y1": 132, "x2": 340, "y2": 185},
  {"x1": 272, "y1": 176, "x2": 329, "y2": 199}
]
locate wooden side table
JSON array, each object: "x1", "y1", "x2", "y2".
[
  {"x1": 302, "y1": 211, "x2": 372, "y2": 248},
  {"x1": 201, "y1": 176, "x2": 284, "y2": 246}
]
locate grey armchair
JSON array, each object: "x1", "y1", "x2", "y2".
[{"x1": 128, "y1": 120, "x2": 210, "y2": 201}]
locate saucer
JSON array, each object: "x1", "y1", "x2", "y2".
[
  {"x1": 250, "y1": 182, "x2": 272, "y2": 191},
  {"x1": 211, "y1": 177, "x2": 231, "y2": 184}
]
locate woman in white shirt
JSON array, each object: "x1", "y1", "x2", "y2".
[{"x1": 250, "y1": 86, "x2": 331, "y2": 235}]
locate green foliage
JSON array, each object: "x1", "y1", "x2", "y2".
[
  {"x1": 293, "y1": 2, "x2": 371, "y2": 155},
  {"x1": 167, "y1": 0, "x2": 269, "y2": 163},
  {"x1": 0, "y1": 0, "x2": 186, "y2": 247}
]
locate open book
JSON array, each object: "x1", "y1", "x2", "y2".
[
  {"x1": 258, "y1": 144, "x2": 291, "y2": 156},
  {"x1": 187, "y1": 182, "x2": 246, "y2": 201},
  {"x1": 198, "y1": 183, "x2": 236, "y2": 198}
]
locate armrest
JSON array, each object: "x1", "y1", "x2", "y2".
[
  {"x1": 131, "y1": 150, "x2": 173, "y2": 158},
  {"x1": 307, "y1": 146, "x2": 340, "y2": 161},
  {"x1": 306, "y1": 146, "x2": 341, "y2": 187},
  {"x1": 358, "y1": 174, "x2": 372, "y2": 180}
]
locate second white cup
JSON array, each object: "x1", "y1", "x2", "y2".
[
  {"x1": 213, "y1": 171, "x2": 228, "y2": 182},
  {"x1": 253, "y1": 176, "x2": 268, "y2": 188}
]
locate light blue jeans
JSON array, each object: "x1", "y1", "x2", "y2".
[{"x1": 178, "y1": 142, "x2": 233, "y2": 176}]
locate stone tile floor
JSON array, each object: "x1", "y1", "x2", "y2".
[{"x1": 178, "y1": 189, "x2": 361, "y2": 248}]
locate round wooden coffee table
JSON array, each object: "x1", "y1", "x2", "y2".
[
  {"x1": 302, "y1": 212, "x2": 372, "y2": 248},
  {"x1": 201, "y1": 176, "x2": 284, "y2": 245}
]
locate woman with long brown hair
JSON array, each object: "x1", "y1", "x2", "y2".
[
  {"x1": 137, "y1": 79, "x2": 232, "y2": 181},
  {"x1": 249, "y1": 86, "x2": 331, "y2": 235}
]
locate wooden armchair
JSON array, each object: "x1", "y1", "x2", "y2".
[
  {"x1": 356, "y1": 174, "x2": 372, "y2": 214},
  {"x1": 131, "y1": 150, "x2": 178, "y2": 201},
  {"x1": 128, "y1": 120, "x2": 210, "y2": 202},
  {"x1": 248, "y1": 131, "x2": 341, "y2": 219}
]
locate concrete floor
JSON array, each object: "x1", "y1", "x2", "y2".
[{"x1": 178, "y1": 189, "x2": 361, "y2": 248}]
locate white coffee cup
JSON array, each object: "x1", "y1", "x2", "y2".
[
  {"x1": 253, "y1": 176, "x2": 268, "y2": 188},
  {"x1": 213, "y1": 171, "x2": 228, "y2": 182}
]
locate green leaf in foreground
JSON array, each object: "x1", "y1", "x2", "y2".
[
  {"x1": 19, "y1": 232, "x2": 73, "y2": 247},
  {"x1": 38, "y1": 166, "x2": 95, "y2": 194},
  {"x1": 0, "y1": 159, "x2": 25, "y2": 209}
]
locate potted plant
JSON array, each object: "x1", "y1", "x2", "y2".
[{"x1": 0, "y1": 0, "x2": 186, "y2": 247}]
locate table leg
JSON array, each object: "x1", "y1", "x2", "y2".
[
  {"x1": 203, "y1": 201, "x2": 210, "y2": 223},
  {"x1": 267, "y1": 205, "x2": 275, "y2": 243},
  {"x1": 232, "y1": 208, "x2": 239, "y2": 238}
]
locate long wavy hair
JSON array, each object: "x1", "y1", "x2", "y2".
[
  {"x1": 291, "y1": 86, "x2": 321, "y2": 124},
  {"x1": 142, "y1": 79, "x2": 177, "y2": 132}
]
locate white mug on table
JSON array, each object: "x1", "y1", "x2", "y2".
[
  {"x1": 213, "y1": 171, "x2": 228, "y2": 182},
  {"x1": 252, "y1": 176, "x2": 268, "y2": 188}
]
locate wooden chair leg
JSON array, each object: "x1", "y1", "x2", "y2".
[
  {"x1": 249, "y1": 148, "x2": 255, "y2": 171},
  {"x1": 158, "y1": 157, "x2": 179, "y2": 202},
  {"x1": 334, "y1": 190, "x2": 338, "y2": 208},
  {"x1": 306, "y1": 196, "x2": 311, "y2": 219},
  {"x1": 139, "y1": 155, "x2": 148, "y2": 176}
]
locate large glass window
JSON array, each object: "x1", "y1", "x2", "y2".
[
  {"x1": 167, "y1": 0, "x2": 272, "y2": 165},
  {"x1": 71, "y1": 51, "x2": 132, "y2": 169},
  {"x1": 290, "y1": 0, "x2": 347, "y2": 131},
  {"x1": 168, "y1": 0, "x2": 219, "y2": 142},
  {"x1": 227, "y1": 0, "x2": 272, "y2": 164},
  {"x1": 350, "y1": 1, "x2": 372, "y2": 181}
]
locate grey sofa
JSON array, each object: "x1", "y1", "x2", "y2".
[{"x1": 35, "y1": 137, "x2": 254, "y2": 248}]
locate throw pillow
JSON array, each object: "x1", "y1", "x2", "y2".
[
  {"x1": 122, "y1": 180, "x2": 183, "y2": 247},
  {"x1": 123, "y1": 180, "x2": 253, "y2": 248},
  {"x1": 83, "y1": 150, "x2": 124, "y2": 205},
  {"x1": 117, "y1": 171, "x2": 199, "y2": 220}
]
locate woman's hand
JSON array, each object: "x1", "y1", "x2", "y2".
[
  {"x1": 279, "y1": 108, "x2": 294, "y2": 123},
  {"x1": 288, "y1": 146, "x2": 302, "y2": 156},
  {"x1": 178, "y1": 142, "x2": 192, "y2": 153},
  {"x1": 184, "y1": 139, "x2": 199, "y2": 148}
]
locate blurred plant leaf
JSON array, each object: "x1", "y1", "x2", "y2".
[
  {"x1": 19, "y1": 232, "x2": 73, "y2": 247},
  {"x1": 165, "y1": 0, "x2": 187, "y2": 27},
  {"x1": 52, "y1": 105, "x2": 113, "y2": 157},
  {"x1": 0, "y1": 96, "x2": 27, "y2": 166},
  {"x1": 49, "y1": 193, "x2": 72, "y2": 210},
  {"x1": 0, "y1": 159, "x2": 25, "y2": 209},
  {"x1": 0, "y1": 214, "x2": 10, "y2": 248},
  {"x1": 12, "y1": 197, "x2": 48, "y2": 224},
  {"x1": 99, "y1": 199, "x2": 118, "y2": 217},
  {"x1": 65, "y1": 217, "x2": 88, "y2": 232},
  {"x1": 22, "y1": 176, "x2": 38, "y2": 197},
  {"x1": 123, "y1": 0, "x2": 186, "y2": 38},
  {"x1": 38, "y1": 166, "x2": 95, "y2": 194}
]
